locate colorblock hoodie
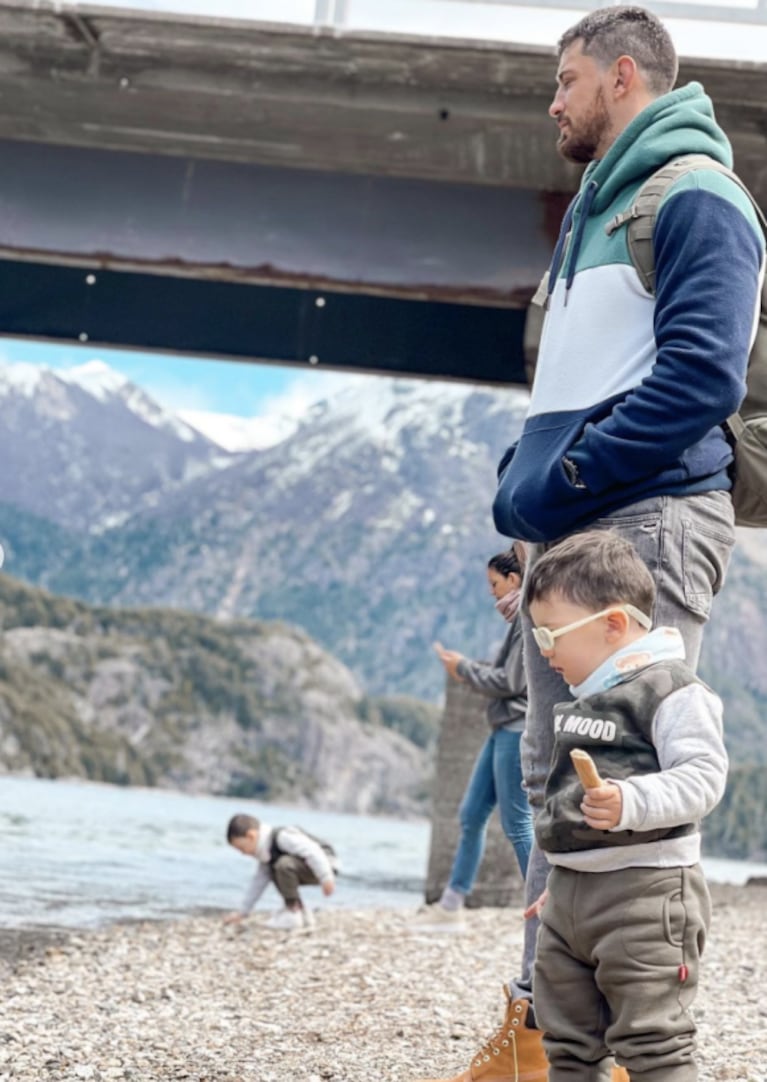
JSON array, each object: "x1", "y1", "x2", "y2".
[{"x1": 493, "y1": 82, "x2": 765, "y2": 543}]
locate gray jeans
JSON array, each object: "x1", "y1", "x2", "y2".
[{"x1": 510, "y1": 491, "x2": 734, "y2": 999}]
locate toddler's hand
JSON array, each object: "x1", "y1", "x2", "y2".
[
  {"x1": 322, "y1": 879, "x2": 335, "y2": 897},
  {"x1": 581, "y1": 782, "x2": 623, "y2": 830},
  {"x1": 524, "y1": 888, "x2": 548, "y2": 920}
]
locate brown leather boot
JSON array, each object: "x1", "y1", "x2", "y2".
[{"x1": 413, "y1": 989, "x2": 548, "y2": 1082}]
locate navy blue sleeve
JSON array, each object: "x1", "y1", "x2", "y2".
[{"x1": 568, "y1": 186, "x2": 762, "y2": 491}]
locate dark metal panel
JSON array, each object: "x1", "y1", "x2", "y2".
[
  {"x1": 0, "y1": 258, "x2": 528, "y2": 385},
  {"x1": 0, "y1": 139, "x2": 555, "y2": 307}
]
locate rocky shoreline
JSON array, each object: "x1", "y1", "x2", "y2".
[{"x1": 2, "y1": 883, "x2": 766, "y2": 1082}]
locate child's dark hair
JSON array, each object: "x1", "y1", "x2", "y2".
[
  {"x1": 525, "y1": 530, "x2": 655, "y2": 616},
  {"x1": 488, "y1": 548, "x2": 522, "y2": 578},
  {"x1": 227, "y1": 813, "x2": 260, "y2": 842}
]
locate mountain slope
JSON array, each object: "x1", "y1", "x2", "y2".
[
  {"x1": 29, "y1": 378, "x2": 529, "y2": 699},
  {"x1": 1, "y1": 360, "x2": 766, "y2": 775},
  {"x1": 0, "y1": 574, "x2": 435, "y2": 814},
  {"x1": 0, "y1": 360, "x2": 230, "y2": 533}
]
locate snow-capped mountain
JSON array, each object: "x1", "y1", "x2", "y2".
[
  {"x1": 179, "y1": 407, "x2": 299, "y2": 452},
  {"x1": 1, "y1": 360, "x2": 765, "y2": 751},
  {"x1": 0, "y1": 368, "x2": 530, "y2": 698},
  {"x1": 0, "y1": 360, "x2": 231, "y2": 533}
]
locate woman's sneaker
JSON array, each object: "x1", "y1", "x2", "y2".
[{"x1": 409, "y1": 904, "x2": 467, "y2": 933}]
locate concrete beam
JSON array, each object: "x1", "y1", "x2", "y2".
[{"x1": 0, "y1": 2, "x2": 764, "y2": 204}]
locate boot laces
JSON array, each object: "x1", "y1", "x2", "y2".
[{"x1": 472, "y1": 1011, "x2": 522, "y2": 1077}]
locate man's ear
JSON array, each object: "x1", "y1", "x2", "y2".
[{"x1": 613, "y1": 55, "x2": 638, "y2": 97}]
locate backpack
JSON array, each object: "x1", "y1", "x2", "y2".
[
  {"x1": 269, "y1": 825, "x2": 337, "y2": 867},
  {"x1": 604, "y1": 153, "x2": 767, "y2": 528}
]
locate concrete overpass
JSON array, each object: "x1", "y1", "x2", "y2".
[{"x1": 0, "y1": 0, "x2": 765, "y2": 383}]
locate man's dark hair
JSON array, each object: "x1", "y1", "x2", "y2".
[
  {"x1": 525, "y1": 530, "x2": 656, "y2": 617},
  {"x1": 558, "y1": 5, "x2": 678, "y2": 96},
  {"x1": 227, "y1": 813, "x2": 260, "y2": 842}
]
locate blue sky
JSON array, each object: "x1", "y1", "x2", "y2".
[
  {"x1": 0, "y1": 335, "x2": 354, "y2": 418},
  {"x1": 0, "y1": 335, "x2": 387, "y2": 451}
]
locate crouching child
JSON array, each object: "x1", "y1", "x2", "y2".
[{"x1": 223, "y1": 813, "x2": 338, "y2": 932}]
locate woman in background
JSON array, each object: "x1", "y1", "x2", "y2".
[{"x1": 413, "y1": 544, "x2": 533, "y2": 930}]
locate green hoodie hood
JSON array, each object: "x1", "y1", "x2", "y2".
[{"x1": 583, "y1": 81, "x2": 732, "y2": 213}]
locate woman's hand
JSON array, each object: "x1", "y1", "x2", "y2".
[{"x1": 433, "y1": 642, "x2": 466, "y2": 682}]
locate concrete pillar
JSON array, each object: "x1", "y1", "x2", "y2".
[{"x1": 425, "y1": 678, "x2": 525, "y2": 907}]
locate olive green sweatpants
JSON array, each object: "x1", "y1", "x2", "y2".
[{"x1": 534, "y1": 864, "x2": 710, "y2": 1081}]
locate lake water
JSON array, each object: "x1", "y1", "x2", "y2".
[{"x1": 1, "y1": 776, "x2": 765, "y2": 931}]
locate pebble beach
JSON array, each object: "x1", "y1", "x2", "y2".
[{"x1": 2, "y1": 883, "x2": 766, "y2": 1082}]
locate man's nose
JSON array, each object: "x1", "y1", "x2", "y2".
[{"x1": 549, "y1": 92, "x2": 563, "y2": 119}]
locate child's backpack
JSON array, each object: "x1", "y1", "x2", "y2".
[
  {"x1": 605, "y1": 153, "x2": 767, "y2": 528},
  {"x1": 269, "y1": 825, "x2": 337, "y2": 866}
]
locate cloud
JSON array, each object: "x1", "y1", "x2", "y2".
[
  {"x1": 179, "y1": 370, "x2": 377, "y2": 451},
  {"x1": 259, "y1": 370, "x2": 371, "y2": 421},
  {"x1": 139, "y1": 373, "x2": 220, "y2": 415}
]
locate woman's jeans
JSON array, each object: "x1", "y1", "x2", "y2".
[{"x1": 449, "y1": 726, "x2": 534, "y2": 893}]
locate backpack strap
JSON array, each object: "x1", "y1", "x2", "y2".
[
  {"x1": 268, "y1": 826, "x2": 285, "y2": 864},
  {"x1": 605, "y1": 153, "x2": 767, "y2": 295}
]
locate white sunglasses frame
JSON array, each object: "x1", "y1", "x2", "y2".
[{"x1": 531, "y1": 604, "x2": 652, "y2": 651}]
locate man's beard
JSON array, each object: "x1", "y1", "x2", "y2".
[{"x1": 556, "y1": 86, "x2": 611, "y2": 164}]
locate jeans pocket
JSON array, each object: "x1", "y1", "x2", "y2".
[
  {"x1": 681, "y1": 515, "x2": 735, "y2": 618},
  {"x1": 590, "y1": 509, "x2": 663, "y2": 580}
]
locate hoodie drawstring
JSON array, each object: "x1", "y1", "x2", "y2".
[
  {"x1": 545, "y1": 178, "x2": 599, "y2": 306},
  {"x1": 562, "y1": 179, "x2": 599, "y2": 302},
  {"x1": 546, "y1": 197, "x2": 576, "y2": 307}
]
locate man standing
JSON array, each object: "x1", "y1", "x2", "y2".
[{"x1": 417, "y1": 6, "x2": 763, "y2": 1081}]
